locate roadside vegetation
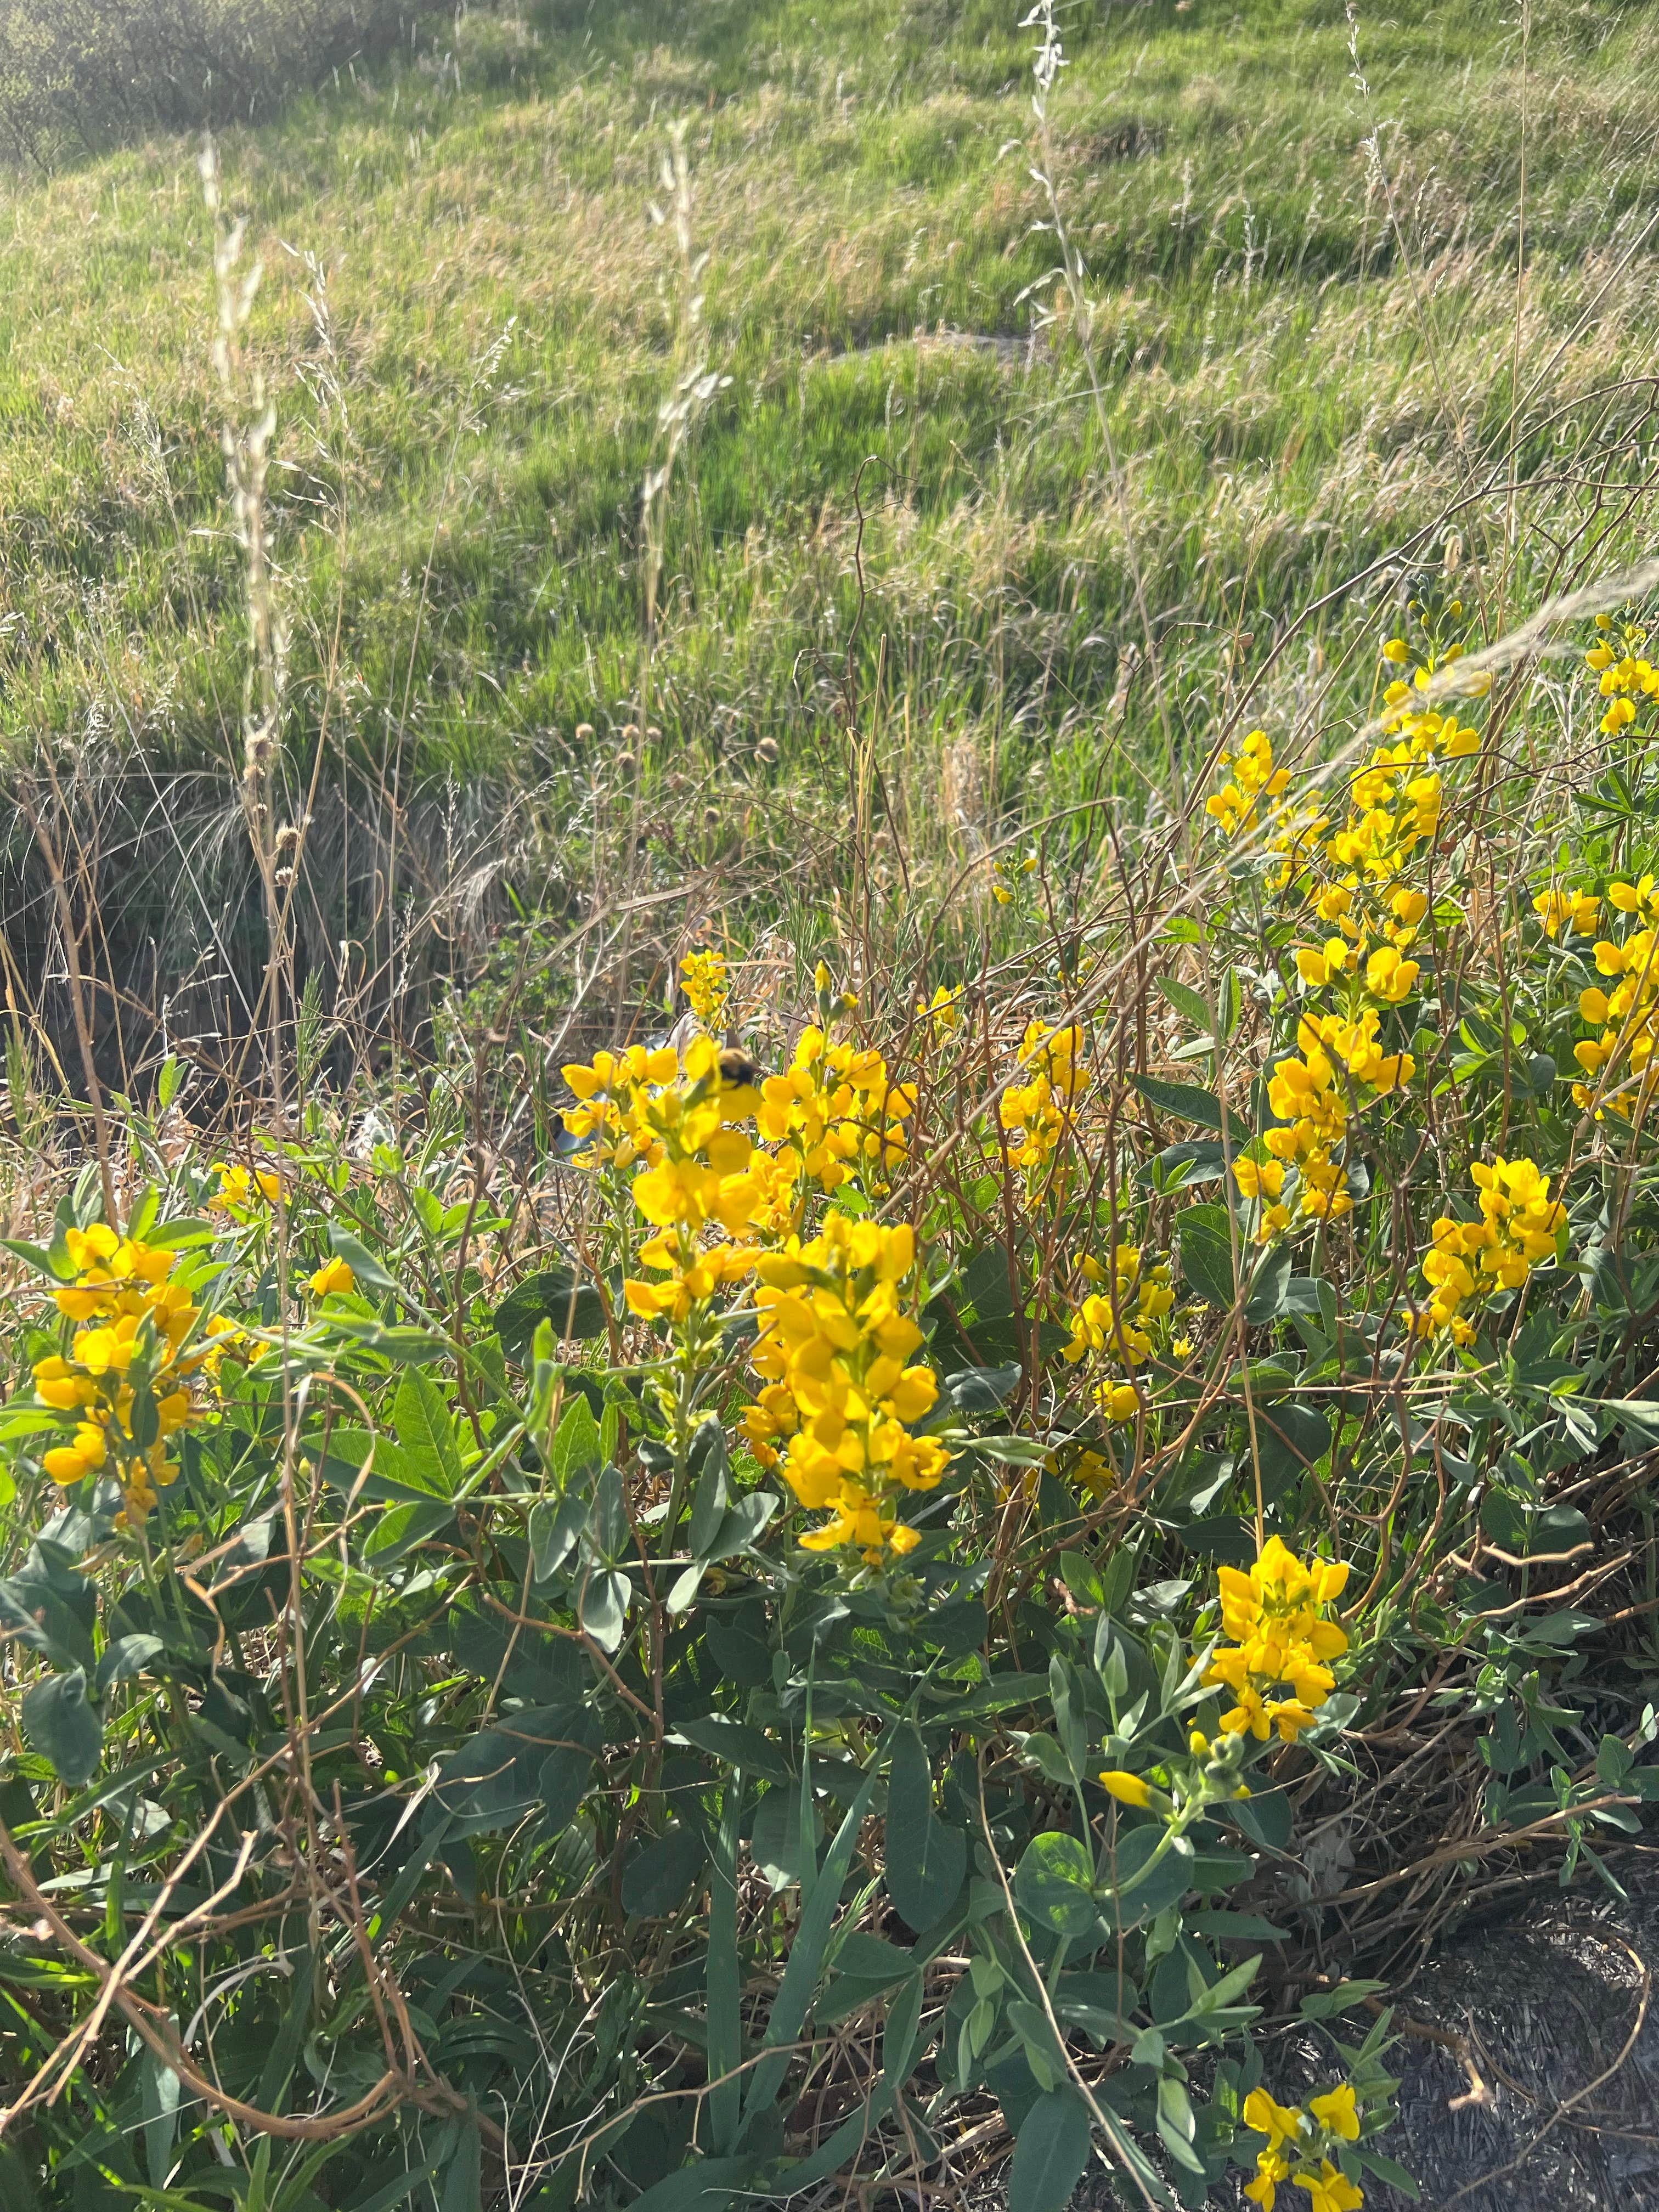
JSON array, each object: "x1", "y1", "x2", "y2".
[{"x1": 1, "y1": 1, "x2": 1658, "y2": 2208}]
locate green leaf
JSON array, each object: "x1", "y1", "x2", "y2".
[
  {"x1": 22, "y1": 1669, "x2": 101, "y2": 1785},
  {"x1": 439, "y1": 2119, "x2": 481, "y2": 2212},
  {"x1": 1358, "y1": 2152, "x2": 1422, "y2": 2199},
  {"x1": 1131, "y1": 1074, "x2": 1235, "y2": 1132},
  {"x1": 0, "y1": 1239, "x2": 60, "y2": 1279},
  {"x1": 1300, "y1": 1978, "x2": 1387, "y2": 2018},
  {"x1": 708, "y1": 1780, "x2": 744, "y2": 2154},
  {"x1": 736, "y1": 1760, "x2": 880, "y2": 2141},
  {"x1": 579, "y1": 1567, "x2": 631, "y2": 1654},
  {"x1": 1007, "y1": 2085, "x2": 1093, "y2": 2212},
  {"x1": 752, "y1": 1787, "x2": 812, "y2": 1891},
  {"x1": 529, "y1": 1494, "x2": 587, "y2": 1582},
  {"x1": 1176, "y1": 1202, "x2": 1238, "y2": 1307},
  {"x1": 327, "y1": 1226, "x2": 403, "y2": 1296},
  {"x1": 623, "y1": 1826, "x2": 708, "y2": 1916},
  {"x1": 687, "y1": 1424, "x2": 732, "y2": 1558},
  {"x1": 1099, "y1": 1825, "x2": 1195, "y2": 1933},
  {"x1": 676, "y1": 1714, "x2": 793, "y2": 1784},
  {"x1": 95, "y1": 1635, "x2": 164, "y2": 1697},
  {"x1": 551, "y1": 1394, "x2": 603, "y2": 1487},
  {"x1": 1178, "y1": 1951, "x2": 1262, "y2": 2018},
  {"x1": 628, "y1": 2156, "x2": 752, "y2": 2212},
  {"x1": 886, "y1": 1724, "x2": 967, "y2": 1932},
  {"x1": 256, "y1": 1944, "x2": 315, "y2": 2112},
  {"x1": 1155, "y1": 976, "x2": 1212, "y2": 1031},
  {"x1": 142, "y1": 2027, "x2": 183, "y2": 2186},
  {"x1": 1243, "y1": 1240, "x2": 1292, "y2": 1325},
  {"x1": 393, "y1": 1369, "x2": 463, "y2": 1497},
  {"x1": 1014, "y1": 1830, "x2": 1099, "y2": 1937},
  {"x1": 493, "y1": 1264, "x2": 607, "y2": 1355}
]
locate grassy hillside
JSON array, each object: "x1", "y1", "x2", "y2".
[{"x1": 2, "y1": 0, "x2": 1657, "y2": 1056}]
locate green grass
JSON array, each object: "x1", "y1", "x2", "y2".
[{"x1": 2, "y1": 0, "x2": 1658, "y2": 1047}]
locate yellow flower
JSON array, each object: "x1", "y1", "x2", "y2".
[
  {"x1": 1303, "y1": 2164, "x2": 1364, "y2": 2212},
  {"x1": 1308, "y1": 2085, "x2": 1360, "y2": 2142},
  {"x1": 210, "y1": 1161, "x2": 283, "y2": 1212},
  {"x1": 1234, "y1": 1158, "x2": 1286, "y2": 1203},
  {"x1": 308, "y1": 1255, "x2": 356, "y2": 1297},
  {"x1": 1243, "y1": 2089, "x2": 1305, "y2": 2153},
  {"x1": 42, "y1": 1421, "x2": 108, "y2": 1487},
  {"x1": 1099, "y1": 1769, "x2": 1152, "y2": 1808},
  {"x1": 1097, "y1": 1380, "x2": 1141, "y2": 1423},
  {"x1": 1363, "y1": 945, "x2": 1419, "y2": 1005}
]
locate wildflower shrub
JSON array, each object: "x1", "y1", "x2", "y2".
[{"x1": 2, "y1": 614, "x2": 1659, "y2": 2210}]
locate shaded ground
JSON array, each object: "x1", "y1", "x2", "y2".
[{"x1": 1064, "y1": 1874, "x2": 1659, "y2": 2210}]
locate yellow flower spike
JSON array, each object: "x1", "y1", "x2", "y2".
[
  {"x1": 1099, "y1": 1769, "x2": 1152, "y2": 1808},
  {"x1": 679, "y1": 946, "x2": 730, "y2": 1025}
]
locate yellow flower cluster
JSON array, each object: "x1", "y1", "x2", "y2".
[
  {"x1": 998, "y1": 1020, "x2": 1089, "y2": 1173},
  {"x1": 1203, "y1": 1537, "x2": 1348, "y2": 1744},
  {"x1": 30, "y1": 1226, "x2": 224, "y2": 1525},
  {"x1": 991, "y1": 849, "x2": 1038, "y2": 905},
  {"x1": 758, "y1": 1028, "x2": 916, "y2": 1198},
  {"x1": 1571, "y1": 879, "x2": 1659, "y2": 1115},
  {"x1": 679, "y1": 946, "x2": 730, "y2": 1025},
  {"x1": 1062, "y1": 1246, "x2": 1173, "y2": 1421},
  {"x1": 1205, "y1": 727, "x2": 1290, "y2": 839},
  {"x1": 561, "y1": 1042, "x2": 684, "y2": 1170},
  {"x1": 1585, "y1": 615, "x2": 1659, "y2": 736},
  {"x1": 1238, "y1": 1013, "x2": 1413, "y2": 1240},
  {"x1": 209, "y1": 1160, "x2": 283, "y2": 1214},
  {"x1": 610, "y1": 1036, "x2": 773, "y2": 1323},
  {"x1": 1244, "y1": 2081, "x2": 1363, "y2": 2212},
  {"x1": 1224, "y1": 642, "x2": 1481, "y2": 1012},
  {"x1": 1408, "y1": 1156, "x2": 1566, "y2": 1345},
  {"x1": 742, "y1": 1217, "x2": 948, "y2": 1564},
  {"x1": 1532, "y1": 885, "x2": 1601, "y2": 941}
]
